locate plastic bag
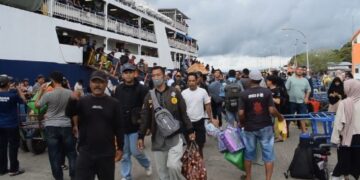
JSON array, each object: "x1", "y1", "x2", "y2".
[
  {"x1": 220, "y1": 126, "x2": 244, "y2": 153},
  {"x1": 224, "y1": 150, "x2": 245, "y2": 171},
  {"x1": 217, "y1": 132, "x2": 227, "y2": 153},
  {"x1": 274, "y1": 118, "x2": 287, "y2": 140},
  {"x1": 27, "y1": 92, "x2": 47, "y2": 115},
  {"x1": 181, "y1": 141, "x2": 207, "y2": 180},
  {"x1": 205, "y1": 120, "x2": 220, "y2": 137}
]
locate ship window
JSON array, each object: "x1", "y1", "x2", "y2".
[
  {"x1": 141, "y1": 46, "x2": 158, "y2": 57},
  {"x1": 356, "y1": 68, "x2": 359, "y2": 73}
]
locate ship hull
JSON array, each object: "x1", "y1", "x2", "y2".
[{"x1": 0, "y1": 59, "x2": 93, "y2": 86}]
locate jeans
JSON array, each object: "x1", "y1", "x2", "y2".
[
  {"x1": 243, "y1": 126, "x2": 275, "y2": 163},
  {"x1": 45, "y1": 126, "x2": 77, "y2": 180},
  {"x1": 225, "y1": 110, "x2": 238, "y2": 127},
  {"x1": 76, "y1": 151, "x2": 114, "y2": 180},
  {"x1": 153, "y1": 135, "x2": 185, "y2": 180},
  {"x1": 0, "y1": 128, "x2": 20, "y2": 173},
  {"x1": 120, "y1": 132, "x2": 150, "y2": 180},
  {"x1": 211, "y1": 101, "x2": 223, "y2": 126}
]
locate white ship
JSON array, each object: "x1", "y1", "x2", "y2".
[{"x1": 0, "y1": 0, "x2": 199, "y2": 84}]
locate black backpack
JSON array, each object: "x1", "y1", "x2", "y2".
[
  {"x1": 285, "y1": 135, "x2": 329, "y2": 180},
  {"x1": 285, "y1": 146, "x2": 314, "y2": 179},
  {"x1": 224, "y1": 80, "x2": 242, "y2": 112}
]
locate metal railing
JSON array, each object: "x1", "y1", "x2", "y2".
[
  {"x1": 173, "y1": 21, "x2": 188, "y2": 33},
  {"x1": 47, "y1": 1, "x2": 157, "y2": 43},
  {"x1": 189, "y1": 46, "x2": 197, "y2": 53},
  {"x1": 52, "y1": 1, "x2": 105, "y2": 28},
  {"x1": 168, "y1": 39, "x2": 197, "y2": 53}
]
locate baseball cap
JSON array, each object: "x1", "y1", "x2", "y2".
[
  {"x1": 0, "y1": 74, "x2": 12, "y2": 87},
  {"x1": 121, "y1": 63, "x2": 136, "y2": 73},
  {"x1": 249, "y1": 69, "x2": 263, "y2": 81},
  {"x1": 90, "y1": 71, "x2": 107, "y2": 82}
]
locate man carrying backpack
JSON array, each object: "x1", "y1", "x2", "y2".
[
  {"x1": 137, "y1": 66, "x2": 195, "y2": 180},
  {"x1": 223, "y1": 69, "x2": 244, "y2": 126}
]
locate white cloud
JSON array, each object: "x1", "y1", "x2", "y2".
[
  {"x1": 148, "y1": 0, "x2": 360, "y2": 57},
  {"x1": 199, "y1": 54, "x2": 291, "y2": 71}
]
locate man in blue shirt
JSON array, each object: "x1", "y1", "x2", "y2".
[
  {"x1": 222, "y1": 70, "x2": 244, "y2": 126},
  {"x1": 208, "y1": 69, "x2": 224, "y2": 126},
  {"x1": 0, "y1": 74, "x2": 26, "y2": 176}
]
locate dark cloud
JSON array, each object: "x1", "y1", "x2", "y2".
[{"x1": 146, "y1": 0, "x2": 360, "y2": 57}]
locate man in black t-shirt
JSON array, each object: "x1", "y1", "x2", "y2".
[
  {"x1": 70, "y1": 71, "x2": 124, "y2": 180},
  {"x1": 238, "y1": 70, "x2": 284, "y2": 180},
  {"x1": 113, "y1": 63, "x2": 152, "y2": 179}
]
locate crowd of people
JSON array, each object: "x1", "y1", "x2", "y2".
[{"x1": 0, "y1": 61, "x2": 359, "y2": 180}]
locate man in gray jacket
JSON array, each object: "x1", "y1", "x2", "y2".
[{"x1": 137, "y1": 66, "x2": 195, "y2": 180}]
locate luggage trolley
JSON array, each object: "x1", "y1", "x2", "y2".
[
  {"x1": 18, "y1": 104, "x2": 47, "y2": 155},
  {"x1": 283, "y1": 112, "x2": 335, "y2": 180},
  {"x1": 309, "y1": 112, "x2": 335, "y2": 136}
]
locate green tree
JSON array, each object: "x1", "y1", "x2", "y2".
[{"x1": 289, "y1": 42, "x2": 352, "y2": 72}]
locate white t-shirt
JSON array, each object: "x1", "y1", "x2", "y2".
[
  {"x1": 182, "y1": 87, "x2": 211, "y2": 122},
  {"x1": 167, "y1": 79, "x2": 174, "y2": 87}
]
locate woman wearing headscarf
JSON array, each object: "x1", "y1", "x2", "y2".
[
  {"x1": 330, "y1": 79, "x2": 360, "y2": 180},
  {"x1": 327, "y1": 77, "x2": 345, "y2": 112}
]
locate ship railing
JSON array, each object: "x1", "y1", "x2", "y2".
[
  {"x1": 107, "y1": 18, "x2": 118, "y2": 32},
  {"x1": 168, "y1": 38, "x2": 197, "y2": 53},
  {"x1": 173, "y1": 21, "x2": 188, "y2": 33},
  {"x1": 108, "y1": 18, "x2": 157, "y2": 43},
  {"x1": 168, "y1": 38, "x2": 177, "y2": 48},
  {"x1": 52, "y1": 1, "x2": 104, "y2": 28},
  {"x1": 48, "y1": 1, "x2": 156, "y2": 43},
  {"x1": 133, "y1": 27, "x2": 139, "y2": 38},
  {"x1": 140, "y1": 29, "x2": 157, "y2": 42},
  {"x1": 190, "y1": 46, "x2": 197, "y2": 53}
]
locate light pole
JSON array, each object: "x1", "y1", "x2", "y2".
[{"x1": 282, "y1": 28, "x2": 310, "y2": 76}]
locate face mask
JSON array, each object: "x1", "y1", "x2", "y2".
[{"x1": 153, "y1": 79, "x2": 164, "y2": 87}]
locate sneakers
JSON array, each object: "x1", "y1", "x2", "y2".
[
  {"x1": 8, "y1": 169, "x2": 25, "y2": 176},
  {"x1": 145, "y1": 166, "x2": 152, "y2": 176},
  {"x1": 61, "y1": 165, "x2": 69, "y2": 170}
]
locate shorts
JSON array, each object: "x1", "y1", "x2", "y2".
[{"x1": 243, "y1": 126, "x2": 275, "y2": 163}]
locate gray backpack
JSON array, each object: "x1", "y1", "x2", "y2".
[
  {"x1": 150, "y1": 90, "x2": 180, "y2": 137},
  {"x1": 224, "y1": 80, "x2": 242, "y2": 112}
]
